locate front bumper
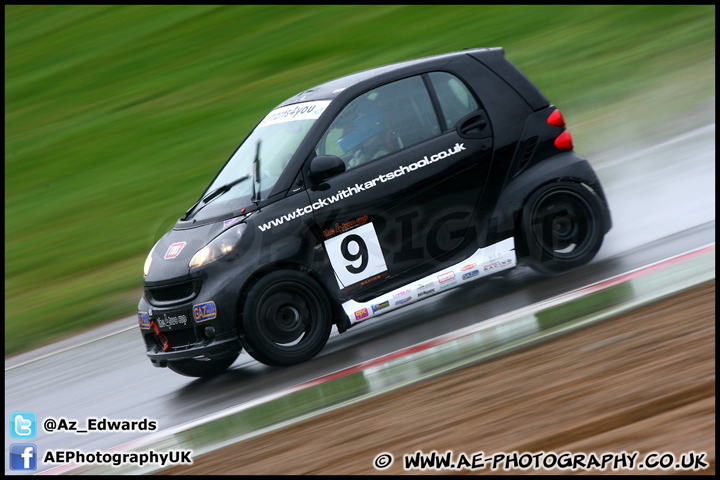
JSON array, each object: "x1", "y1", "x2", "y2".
[
  {"x1": 146, "y1": 332, "x2": 242, "y2": 368},
  {"x1": 138, "y1": 281, "x2": 243, "y2": 367}
]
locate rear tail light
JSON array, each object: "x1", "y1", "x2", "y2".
[
  {"x1": 547, "y1": 109, "x2": 566, "y2": 127},
  {"x1": 548, "y1": 109, "x2": 572, "y2": 150},
  {"x1": 554, "y1": 130, "x2": 574, "y2": 150}
]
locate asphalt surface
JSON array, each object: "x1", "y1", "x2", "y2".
[{"x1": 4, "y1": 124, "x2": 715, "y2": 475}]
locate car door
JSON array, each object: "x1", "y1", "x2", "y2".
[{"x1": 306, "y1": 73, "x2": 493, "y2": 297}]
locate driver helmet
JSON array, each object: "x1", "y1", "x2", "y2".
[{"x1": 337, "y1": 99, "x2": 384, "y2": 154}]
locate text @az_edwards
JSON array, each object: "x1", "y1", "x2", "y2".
[{"x1": 43, "y1": 417, "x2": 156, "y2": 434}]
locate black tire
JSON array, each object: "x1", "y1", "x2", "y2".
[
  {"x1": 167, "y1": 353, "x2": 239, "y2": 378},
  {"x1": 520, "y1": 181, "x2": 605, "y2": 275},
  {"x1": 240, "y1": 270, "x2": 332, "y2": 367}
]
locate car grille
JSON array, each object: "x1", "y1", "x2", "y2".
[
  {"x1": 146, "y1": 280, "x2": 198, "y2": 304},
  {"x1": 164, "y1": 328, "x2": 198, "y2": 350}
]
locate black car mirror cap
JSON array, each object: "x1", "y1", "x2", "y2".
[{"x1": 309, "y1": 155, "x2": 346, "y2": 184}]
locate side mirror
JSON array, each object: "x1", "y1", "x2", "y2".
[{"x1": 309, "y1": 155, "x2": 346, "y2": 184}]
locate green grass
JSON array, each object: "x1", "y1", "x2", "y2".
[{"x1": 5, "y1": 5, "x2": 715, "y2": 356}]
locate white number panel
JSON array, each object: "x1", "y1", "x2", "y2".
[{"x1": 324, "y1": 222, "x2": 388, "y2": 288}]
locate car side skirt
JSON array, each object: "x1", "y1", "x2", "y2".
[{"x1": 343, "y1": 237, "x2": 516, "y2": 325}]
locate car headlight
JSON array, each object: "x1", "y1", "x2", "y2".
[
  {"x1": 143, "y1": 242, "x2": 158, "y2": 276},
  {"x1": 189, "y1": 223, "x2": 247, "y2": 269}
]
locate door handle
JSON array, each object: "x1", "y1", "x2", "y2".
[
  {"x1": 460, "y1": 118, "x2": 487, "y2": 133},
  {"x1": 457, "y1": 111, "x2": 490, "y2": 138}
]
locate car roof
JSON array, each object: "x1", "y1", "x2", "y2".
[{"x1": 276, "y1": 47, "x2": 505, "y2": 108}]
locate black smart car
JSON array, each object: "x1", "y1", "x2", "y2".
[{"x1": 138, "y1": 47, "x2": 611, "y2": 377}]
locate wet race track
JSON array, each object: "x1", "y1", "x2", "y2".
[{"x1": 4, "y1": 124, "x2": 715, "y2": 475}]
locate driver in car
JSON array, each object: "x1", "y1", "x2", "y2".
[{"x1": 336, "y1": 97, "x2": 391, "y2": 169}]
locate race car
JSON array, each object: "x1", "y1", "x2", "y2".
[{"x1": 138, "y1": 47, "x2": 612, "y2": 377}]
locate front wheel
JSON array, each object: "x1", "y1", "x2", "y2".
[
  {"x1": 240, "y1": 270, "x2": 332, "y2": 367},
  {"x1": 167, "y1": 353, "x2": 239, "y2": 378},
  {"x1": 520, "y1": 181, "x2": 605, "y2": 275}
]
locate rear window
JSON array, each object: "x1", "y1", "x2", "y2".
[{"x1": 428, "y1": 72, "x2": 479, "y2": 130}]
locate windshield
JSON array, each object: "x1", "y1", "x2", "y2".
[{"x1": 203, "y1": 100, "x2": 331, "y2": 206}]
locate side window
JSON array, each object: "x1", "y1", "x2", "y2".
[
  {"x1": 428, "y1": 72, "x2": 479, "y2": 130},
  {"x1": 316, "y1": 76, "x2": 440, "y2": 170}
]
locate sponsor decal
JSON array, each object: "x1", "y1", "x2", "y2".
[
  {"x1": 193, "y1": 301, "x2": 217, "y2": 323},
  {"x1": 341, "y1": 238, "x2": 517, "y2": 324},
  {"x1": 417, "y1": 281, "x2": 435, "y2": 291},
  {"x1": 223, "y1": 216, "x2": 242, "y2": 230},
  {"x1": 359, "y1": 272, "x2": 387, "y2": 287},
  {"x1": 155, "y1": 313, "x2": 188, "y2": 330},
  {"x1": 354, "y1": 308, "x2": 369, "y2": 321},
  {"x1": 258, "y1": 100, "x2": 331, "y2": 128},
  {"x1": 462, "y1": 269, "x2": 480, "y2": 280},
  {"x1": 258, "y1": 143, "x2": 466, "y2": 231},
  {"x1": 437, "y1": 271, "x2": 455, "y2": 284},
  {"x1": 138, "y1": 312, "x2": 150, "y2": 330},
  {"x1": 371, "y1": 300, "x2": 390, "y2": 313},
  {"x1": 484, "y1": 251, "x2": 502, "y2": 262},
  {"x1": 484, "y1": 258, "x2": 514, "y2": 271},
  {"x1": 164, "y1": 242, "x2": 187, "y2": 259},
  {"x1": 323, "y1": 214, "x2": 370, "y2": 238}
]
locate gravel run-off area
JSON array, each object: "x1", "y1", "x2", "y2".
[{"x1": 161, "y1": 281, "x2": 715, "y2": 475}]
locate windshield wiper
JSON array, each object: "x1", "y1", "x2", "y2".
[
  {"x1": 183, "y1": 174, "x2": 251, "y2": 219},
  {"x1": 202, "y1": 174, "x2": 251, "y2": 205},
  {"x1": 251, "y1": 139, "x2": 261, "y2": 205}
]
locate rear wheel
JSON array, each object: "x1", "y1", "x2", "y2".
[
  {"x1": 241, "y1": 270, "x2": 332, "y2": 367},
  {"x1": 520, "y1": 181, "x2": 605, "y2": 275},
  {"x1": 167, "y1": 353, "x2": 239, "y2": 378}
]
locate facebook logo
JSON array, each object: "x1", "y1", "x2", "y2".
[
  {"x1": 10, "y1": 444, "x2": 37, "y2": 470},
  {"x1": 10, "y1": 411, "x2": 37, "y2": 439}
]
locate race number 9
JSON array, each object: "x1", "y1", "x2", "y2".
[
  {"x1": 325, "y1": 223, "x2": 387, "y2": 287},
  {"x1": 340, "y1": 235, "x2": 368, "y2": 274}
]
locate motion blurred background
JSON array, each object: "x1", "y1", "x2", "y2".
[{"x1": 5, "y1": 5, "x2": 715, "y2": 356}]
